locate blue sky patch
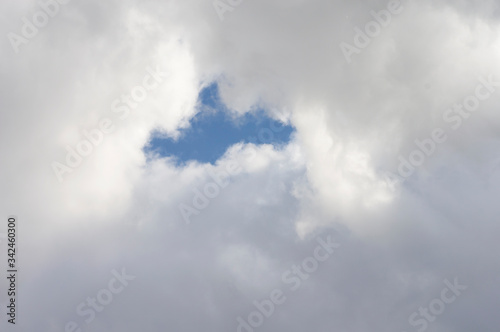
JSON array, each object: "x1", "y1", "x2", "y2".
[{"x1": 144, "y1": 83, "x2": 294, "y2": 165}]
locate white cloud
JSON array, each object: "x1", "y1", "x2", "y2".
[{"x1": 1, "y1": 0, "x2": 500, "y2": 331}]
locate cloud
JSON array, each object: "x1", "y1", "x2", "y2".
[{"x1": 1, "y1": 0, "x2": 500, "y2": 331}]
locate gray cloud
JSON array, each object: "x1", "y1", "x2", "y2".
[{"x1": 1, "y1": 0, "x2": 500, "y2": 331}]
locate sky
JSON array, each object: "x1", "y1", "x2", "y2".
[
  {"x1": 1, "y1": 0, "x2": 500, "y2": 331},
  {"x1": 145, "y1": 83, "x2": 294, "y2": 165}
]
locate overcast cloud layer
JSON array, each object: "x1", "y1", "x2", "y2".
[{"x1": 1, "y1": 0, "x2": 500, "y2": 331}]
